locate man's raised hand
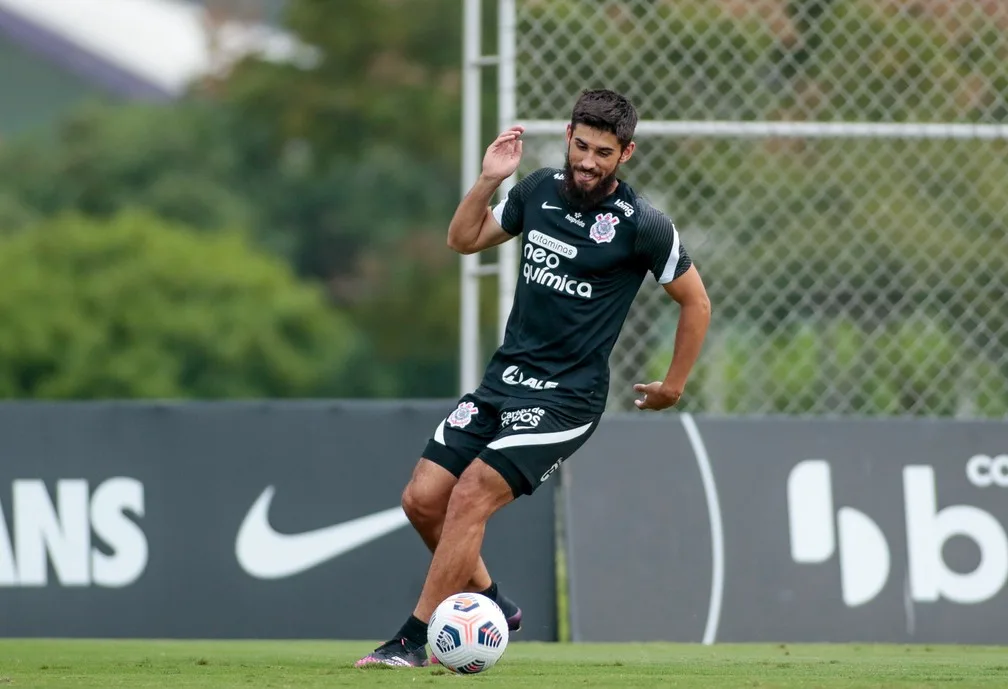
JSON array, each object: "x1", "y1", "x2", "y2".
[{"x1": 482, "y1": 126, "x2": 525, "y2": 182}]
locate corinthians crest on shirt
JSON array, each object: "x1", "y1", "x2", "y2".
[
  {"x1": 590, "y1": 212, "x2": 619, "y2": 244},
  {"x1": 447, "y1": 401, "x2": 478, "y2": 428}
]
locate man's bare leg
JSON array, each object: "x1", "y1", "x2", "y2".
[
  {"x1": 411, "y1": 459, "x2": 514, "y2": 623},
  {"x1": 353, "y1": 460, "x2": 519, "y2": 669},
  {"x1": 400, "y1": 458, "x2": 492, "y2": 591}
]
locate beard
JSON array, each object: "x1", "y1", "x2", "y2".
[{"x1": 560, "y1": 155, "x2": 619, "y2": 211}]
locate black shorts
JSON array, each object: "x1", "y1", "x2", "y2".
[{"x1": 422, "y1": 387, "x2": 601, "y2": 497}]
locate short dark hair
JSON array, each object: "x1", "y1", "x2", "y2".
[{"x1": 570, "y1": 89, "x2": 638, "y2": 149}]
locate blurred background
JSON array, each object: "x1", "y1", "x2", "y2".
[
  {"x1": 0, "y1": 0, "x2": 1007, "y2": 654},
  {"x1": 0, "y1": 0, "x2": 1004, "y2": 416},
  {"x1": 0, "y1": 0, "x2": 499, "y2": 403}
]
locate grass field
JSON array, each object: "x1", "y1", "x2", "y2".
[{"x1": 0, "y1": 640, "x2": 1006, "y2": 688}]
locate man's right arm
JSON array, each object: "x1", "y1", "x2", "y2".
[
  {"x1": 446, "y1": 174, "x2": 514, "y2": 255},
  {"x1": 447, "y1": 125, "x2": 527, "y2": 255}
]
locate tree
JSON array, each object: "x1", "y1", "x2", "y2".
[
  {"x1": 0, "y1": 102, "x2": 255, "y2": 236},
  {"x1": 205, "y1": 0, "x2": 489, "y2": 284},
  {"x1": 0, "y1": 0, "x2": 504, "y2": 399},
  {"x1": 0, "y1": 211, "x2": 359, "y2": 399},
  {"x1": 209, "y1": 0, "x2": 473, "y2": 166},
  {"x1": 342, "y1": 232, "x2": 501, "y2": 398},
  {"x1": 0, "y1": 96, "x2": 473, "y2": 398},
  {"x1": 646, "y1": 316, "x2": 1008, "y2": 417}
]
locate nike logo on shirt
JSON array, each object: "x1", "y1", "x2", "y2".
[
  {"x1": 235, "y1": 486, "x2": 410, "y2": 579},
  {"x1": 541, "y1": 202, "x2": 562, "y2": 210}
]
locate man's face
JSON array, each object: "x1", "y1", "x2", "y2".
[{"x1": 561, "y1": 124, "x2": 635, "y2": 209}]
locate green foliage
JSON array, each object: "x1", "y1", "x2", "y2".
[
  {"x1": 0, "y1": 103, "x2": 254, "y2": 235},
  {"x1": 340, "y1": 233, "x2": 502, "y2": 399},
  {"x1": 520, "y1": 0, "x2": 1007, "y2": 123},
  {"x1": 215, "y1": 0, "x2": 470, "y2": 167},
  {"x1": 0, "y1": 99, "x2": 465, "y2": 398},
  {"x1": 0, "y1": 0, "x2": 1002, "y2": 407},
  {"x1": 648, "y1": 316, "x2": 1008, "y2": 417},
  {"x1": 640, "y1": 134, "x2": 1008, "y2": 383},
  {"x1": 0, "y1": 190, "x2": 40, "y2": 234},
  {"x1": 0, "y1": 97, "x2": 463, "y2": 281},
  {"x1": 0, "y1": 211, "x2": 358, "y2": 399},
  {"x1": 263, "y1": 144, "x2": 459, "y2": 282}
]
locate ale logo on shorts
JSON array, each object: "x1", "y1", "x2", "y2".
[
  {"x1": 589, "y1": 212, "x2": 619, "y2": 244},
  {"x1": 447, "y1": 402, "x2": 479, "y2": 429}
]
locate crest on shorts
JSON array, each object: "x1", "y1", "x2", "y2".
[
  {"x1": 589, "y1": 212, "x2": 619, "y2": 244},
  {"x1": 447, "y1": 401, "x2": 479, "y2": 428}
]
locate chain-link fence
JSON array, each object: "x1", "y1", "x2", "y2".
[{"x1": 513, "y1": 0, "x2": 1008, "y2": 417}]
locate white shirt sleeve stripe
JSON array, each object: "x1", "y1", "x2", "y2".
[
  {"x1": 486, "y1": 421, "x2": 595, "y2": 451},
  {"x1": 657, "y1": 223, "x2": 682, "y2": 284},
  {"x1": 491, "y1": 196, "x2": 508, "y2": 225}
]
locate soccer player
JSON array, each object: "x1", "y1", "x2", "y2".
[{"x1": 355, "y1": 89, "x2": 711, "y2": 668}]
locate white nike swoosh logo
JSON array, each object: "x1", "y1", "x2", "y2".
[
  {"x1": 541, "y1": 202, "x2": 562, "y2": 210},
  {"x1": 235, "y1": 486, "x2": 410, "y2": 580}
]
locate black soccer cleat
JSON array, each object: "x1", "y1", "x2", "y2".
[
  {"x1": 496, "y1": 590, "x2": 523, "y2": 632},
  {"x1": 354, "y1": 638, "x2": 429, "y2": 668}
]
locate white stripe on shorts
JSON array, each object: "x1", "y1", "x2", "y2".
[
  {"x1": 433, "y1": 419, "x2": 447, "y2": 445},
  {"x1": 485, "y1": 421, "x2": 595, "y2": 451}
]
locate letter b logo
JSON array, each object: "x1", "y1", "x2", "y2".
[
  {"x1": 904, "y1": 466, "x2": 1008, "y2": 604},
  {"x1": 787, "y1": 460, "x2": 890, "y2": 607},
  {"x1": 787, "y1": 460, "x2": 1008, "y2": 607}
]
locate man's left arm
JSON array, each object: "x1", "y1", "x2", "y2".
[
  {"x1": 634, "y1": 264, "x2": 711, "y2": 410},
  {"x1": 632, "y1": 208, "x2": 712, "y2": 411}
]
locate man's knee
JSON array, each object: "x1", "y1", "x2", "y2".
[
  {"x1": 401, "y1": 460, "x2": 455, "y2": 526},
  {"x1": 445, "y1": 460, "x2": 514, "y2": 522},
  {"x1": 402, "y1": 482, "x2": 444, "y2": 526}
]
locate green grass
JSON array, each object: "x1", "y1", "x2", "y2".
[{"x1": 1, "y1": 640, "x2": 1007, "y2": 688}]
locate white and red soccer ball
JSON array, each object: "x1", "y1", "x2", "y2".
[{"x1": 428, "y1": 592, "x2": 509, "y2": 674}]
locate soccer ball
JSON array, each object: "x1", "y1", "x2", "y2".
[{"x1": 427, "y1": 592, "x2": 509, "y2": 674}]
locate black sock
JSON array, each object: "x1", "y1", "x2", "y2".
[
  {"x1": 396, "y1": 614, "x2": 428, "y2": 646},
  {"x1": 479, "y1": 581, "x2": 499, "y2": 602}
]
